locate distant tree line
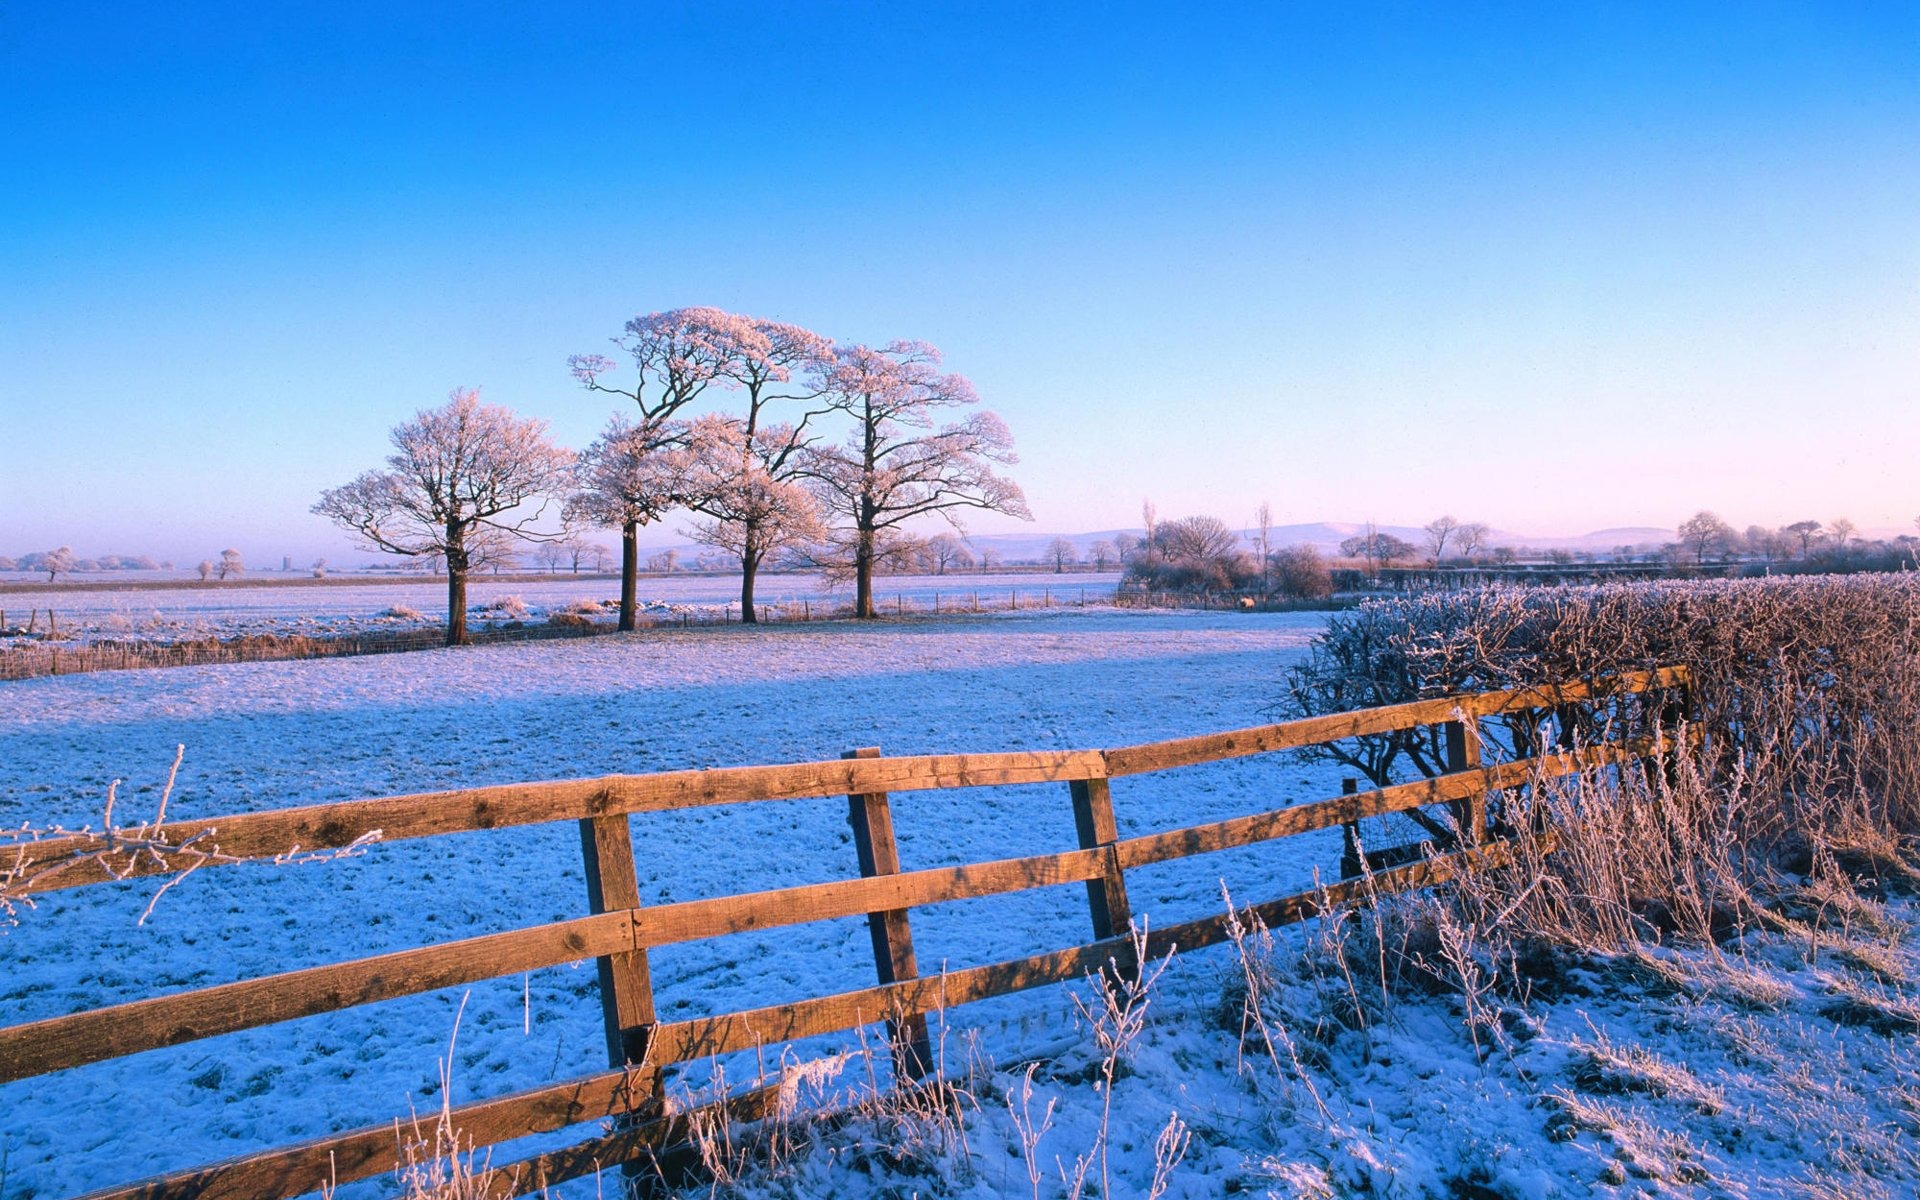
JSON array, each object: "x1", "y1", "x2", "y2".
[{"x1": 2, "y1": 548, "x2": 171, "y2": 580}]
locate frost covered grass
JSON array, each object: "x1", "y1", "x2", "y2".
[
  {"x1": 12, "y1": 576, "x2": 1920, "y2": 1198},
  {"x1": 0, "y1": 609, "x2": 1326, "y2": 1197},
  {"x1": 0, "y1": 570, "x2": 1121, "y2": 650}
]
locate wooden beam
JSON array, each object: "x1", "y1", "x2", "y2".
[
  {"x1": 1103, "y1": 667, "x2": 1687, "y2": 777},
  {"x1": 0, "y1": 912, "x2": 633, "y2": 1086},
  {"x1": 9, "y1": 749, "x2": 1111, "y2": 894}
]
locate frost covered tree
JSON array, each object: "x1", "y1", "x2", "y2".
[
  {"x1": 1455, "y1": 521, "x2": 1490, "y2": 562},
  {"x1": 567, "y1": 308, "x2": 740, "y2": 629},
  {"x1": 313, "y1": 388, "x2": 573, "y2": 645},
  {"x1": 569, "y1": 307, "x2": 832, "y2": 626},
  {"x1": 217, "y1": 548, "x2": 244, "y2": 580},
  {"x1": 1254, "y1": 501, "x2": 1274, "y2": 590},
  {"x1": 681, "y1": 316, "x2": 833, "y2": 622},
  {"x1": 196, "y1": 559, "x2": 214, "y2": 582},
  {"x1": 39, "y1": 546, "x2": 76, "y2": 582},
  {"x1": 1783, "y1": 520, "x2": 1823, "y2": 558},
  {"x1": 805, "y1": 341, "x2": 1030, "y2": 618},
  {"x1": 1087, "y1": 539, "x2": 1115, "y2": 571},
  {"x1": 680, "y1": 415, "x2": 826, "y2": 620},
  {"x1": 566, "y1": 415, "x2": 686, "y2": 628},
  {"x1": 1423, "y1": 515, "x2": 1460, "y2": 564},
  {"x1": 927, "y1": 532, "x2": 974, "y2": 574},
  {"x1": 1676, "y1": 511, "x2": 1736, "y2": 565},
  {"x1": 1046, "y1": 537, "x2": 1077, "y2": 573}
]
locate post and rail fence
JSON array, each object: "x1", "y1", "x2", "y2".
[{"x1": 0, "y1": 667, "x2": 1690, "y2": 1199}]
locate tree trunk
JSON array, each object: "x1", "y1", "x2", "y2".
[
  {"x1": 855, "y1": 526, "x2": 876, "y2": 619},
  {"x1": 445, "y1": 523, "x2": 471, "y2": 646},
  {"x1": 446, "y1": 567, "x2": 470, "y2": 646},
  {"x1": 740, "y1": 524, "x2": 761, "y2": 625},
  {"x1": 619, "y1": 521, "x2": 638, "y2": 632}
]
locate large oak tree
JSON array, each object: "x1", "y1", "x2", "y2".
[{"x1": 313, "y1": 389, "x2": 572, "y2": 645}]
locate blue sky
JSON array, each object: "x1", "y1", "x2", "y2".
[{"x1": 3, "y1": 2, "x2": 1917, "y2": 563}]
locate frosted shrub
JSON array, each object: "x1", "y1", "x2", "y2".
[
  {"x1": 477, "y1": 596, "x2": 529, "y2": 620},
  {"x1": 1278, "y1": 574, "x2": 1920, "y2": 953},
  {"x1": 382, "y1": 604, "x2": 424, "y2": 620}
]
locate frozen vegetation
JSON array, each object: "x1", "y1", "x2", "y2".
[
  {"x1": 5, "y1": 598, "x2": 1919, "y2": 1199},
  {"x1": 0, "y1": 570, "x2": 1119, "y2": 650}
]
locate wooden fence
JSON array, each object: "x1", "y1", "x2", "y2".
[{"x1": 0, "y1": 667, "x2": 1689, "y2": 1199}]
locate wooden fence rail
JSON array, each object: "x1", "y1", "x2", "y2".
[{"x1": 0, "y1": 667, "x2": 1689, "y2": 1200}]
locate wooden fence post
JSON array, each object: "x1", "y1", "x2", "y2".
[
  {"x1": 1339, "y1": 777, "x2": 1362, "y2": 877},
  {"x1": 577, "y1": 809, "x2": 660, "y2": 1107},
  {"x1": 1069, "y1": 777, "x2": 1135, "y2": 977},
  {"x1": 1444, "y1": 719, "x2": 1484, "y2": 845},
  {"x1": 844, "y1": 747, "x2": 934, "y2": 1081}
]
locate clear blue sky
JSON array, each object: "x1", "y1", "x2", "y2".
[{"x1": 4, "y1": 2, "x2": 1917, "y2": 564}]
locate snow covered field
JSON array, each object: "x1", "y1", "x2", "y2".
[
  {"x1": 0, "y1": 571, "x2": 1122, "y2": 647},
  {"x1": 0, "y1": 607, "x2": 1335, "y2": 1197}
]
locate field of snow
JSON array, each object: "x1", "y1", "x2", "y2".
[
  {"x1": 0, "y1": 571, "x2": 1122, "y2": 648},
  {"x1": 0, "y1": 607, "x2": 1342, "y2": 1198}
]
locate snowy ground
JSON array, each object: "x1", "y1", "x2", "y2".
[
  {"x1": 0, "y1": 607, "x2": 1336, "y2": 1198},
  {"x1": 751, "y1": 881, "x2": 1920, "y2": 1200},
  {"x1": 0, "y1": 571, "x2": 1120, "y2": 648},
  {"x1": 10, "y1": 606, "x2": 1906, "y2": 1200}
]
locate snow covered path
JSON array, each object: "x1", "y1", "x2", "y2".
[{"x1": 0, "y1": 608, "x2": 1338, "y2": 1197}]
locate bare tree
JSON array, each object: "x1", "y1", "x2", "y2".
[
  {"x1": 1087, "y1": 538, "x2": 1115, "y2": 571},
  {"x1": 567, "y1": 308, "x2": 749, "y2": 629},
  {"x1": 1339, "y1": 522, "x2": 1413, "y2": 578},
  {"x1": 38, "y1": 546, "x2": 76, "y2": 582},
  {"x1": 587, "y1": 542, "x2": 613, "y2": 573},
  {"x1": 1044, "y1": 537, "x2": 1077, "y2": 573},
  {"x1": 313, "y1": 388, "x2": 572, "y2": 645},
  {"x1": 1675, "y1": 511, "x2": 1736, "y2": 565},
  {"x1": 567, "y1": 415, "x2": 685, "y2": 629},
  {"x1": 1827, "y1": 517, "x2": 1857, "y2": 549},
  {"x1": 1455, "y1": 521, "x2": 1490, "y2": 562},
  {"x1": 978, "y1": 544, "x2": 1000, "y2": 571},
  {"x1": 1254, "y1": 501, "x2": 1273, "y2": 591},
  {"x1": 1131, "y1": 515, "x2": 1253, "y2": 593},
  {"x1": 646, "y1": 548, "x2": 678, "y2": 573},
  {"x1": 927, "y1": 532, "x2": 974, "y2": 574},
  {"x1": 1784, "y1": 520, "x2": 1823, "y2": 558},
  {"x1": 680, "y1": 317, "x2": 835, "y2": 622},
  {"x1": 1141, "y1": 499, "x2": 1158, "y2": 568},
  {"x1": 1110, "y1": 532, "x2": 1138, "y2": 566},
  {"x1": 1423, "y1": 515, "x2": 1460, "y2": 564},
  {"x1": 534, "y1": 540, "x2": 568, "y2": 574},
  {"x1": 215, "y1": 548, "x2": 244, "y2": 580},
  {"x1": 678, "y1": 413, "x2": 825, "y2": 615},
  {"x1": 805, "y1": 341, "x2": 1030, "y2": 618},
  {"x1": 1270, "y1": 545, "x2": 1333, "y2": 600}
]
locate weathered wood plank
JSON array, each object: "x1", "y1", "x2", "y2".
[
  {"x1": 71, "y1": 1065, "x2": 685, "y2": 1200},
  {"x1": 0, "y1": 911, "x2": 634, "y2": 1086},
  {"x1": 1103, "y1": 667, "x2": 1688, "y2": 776},
  {"x1": 1113, "y1": 742, "x2": 1650, "y2": 871},
  {"x1": 10, "y1": 750, "x2": 1110, "y2": 894},
  {"x1": 631, "y1": 846, "x2": 1109, "y2": 949}
]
